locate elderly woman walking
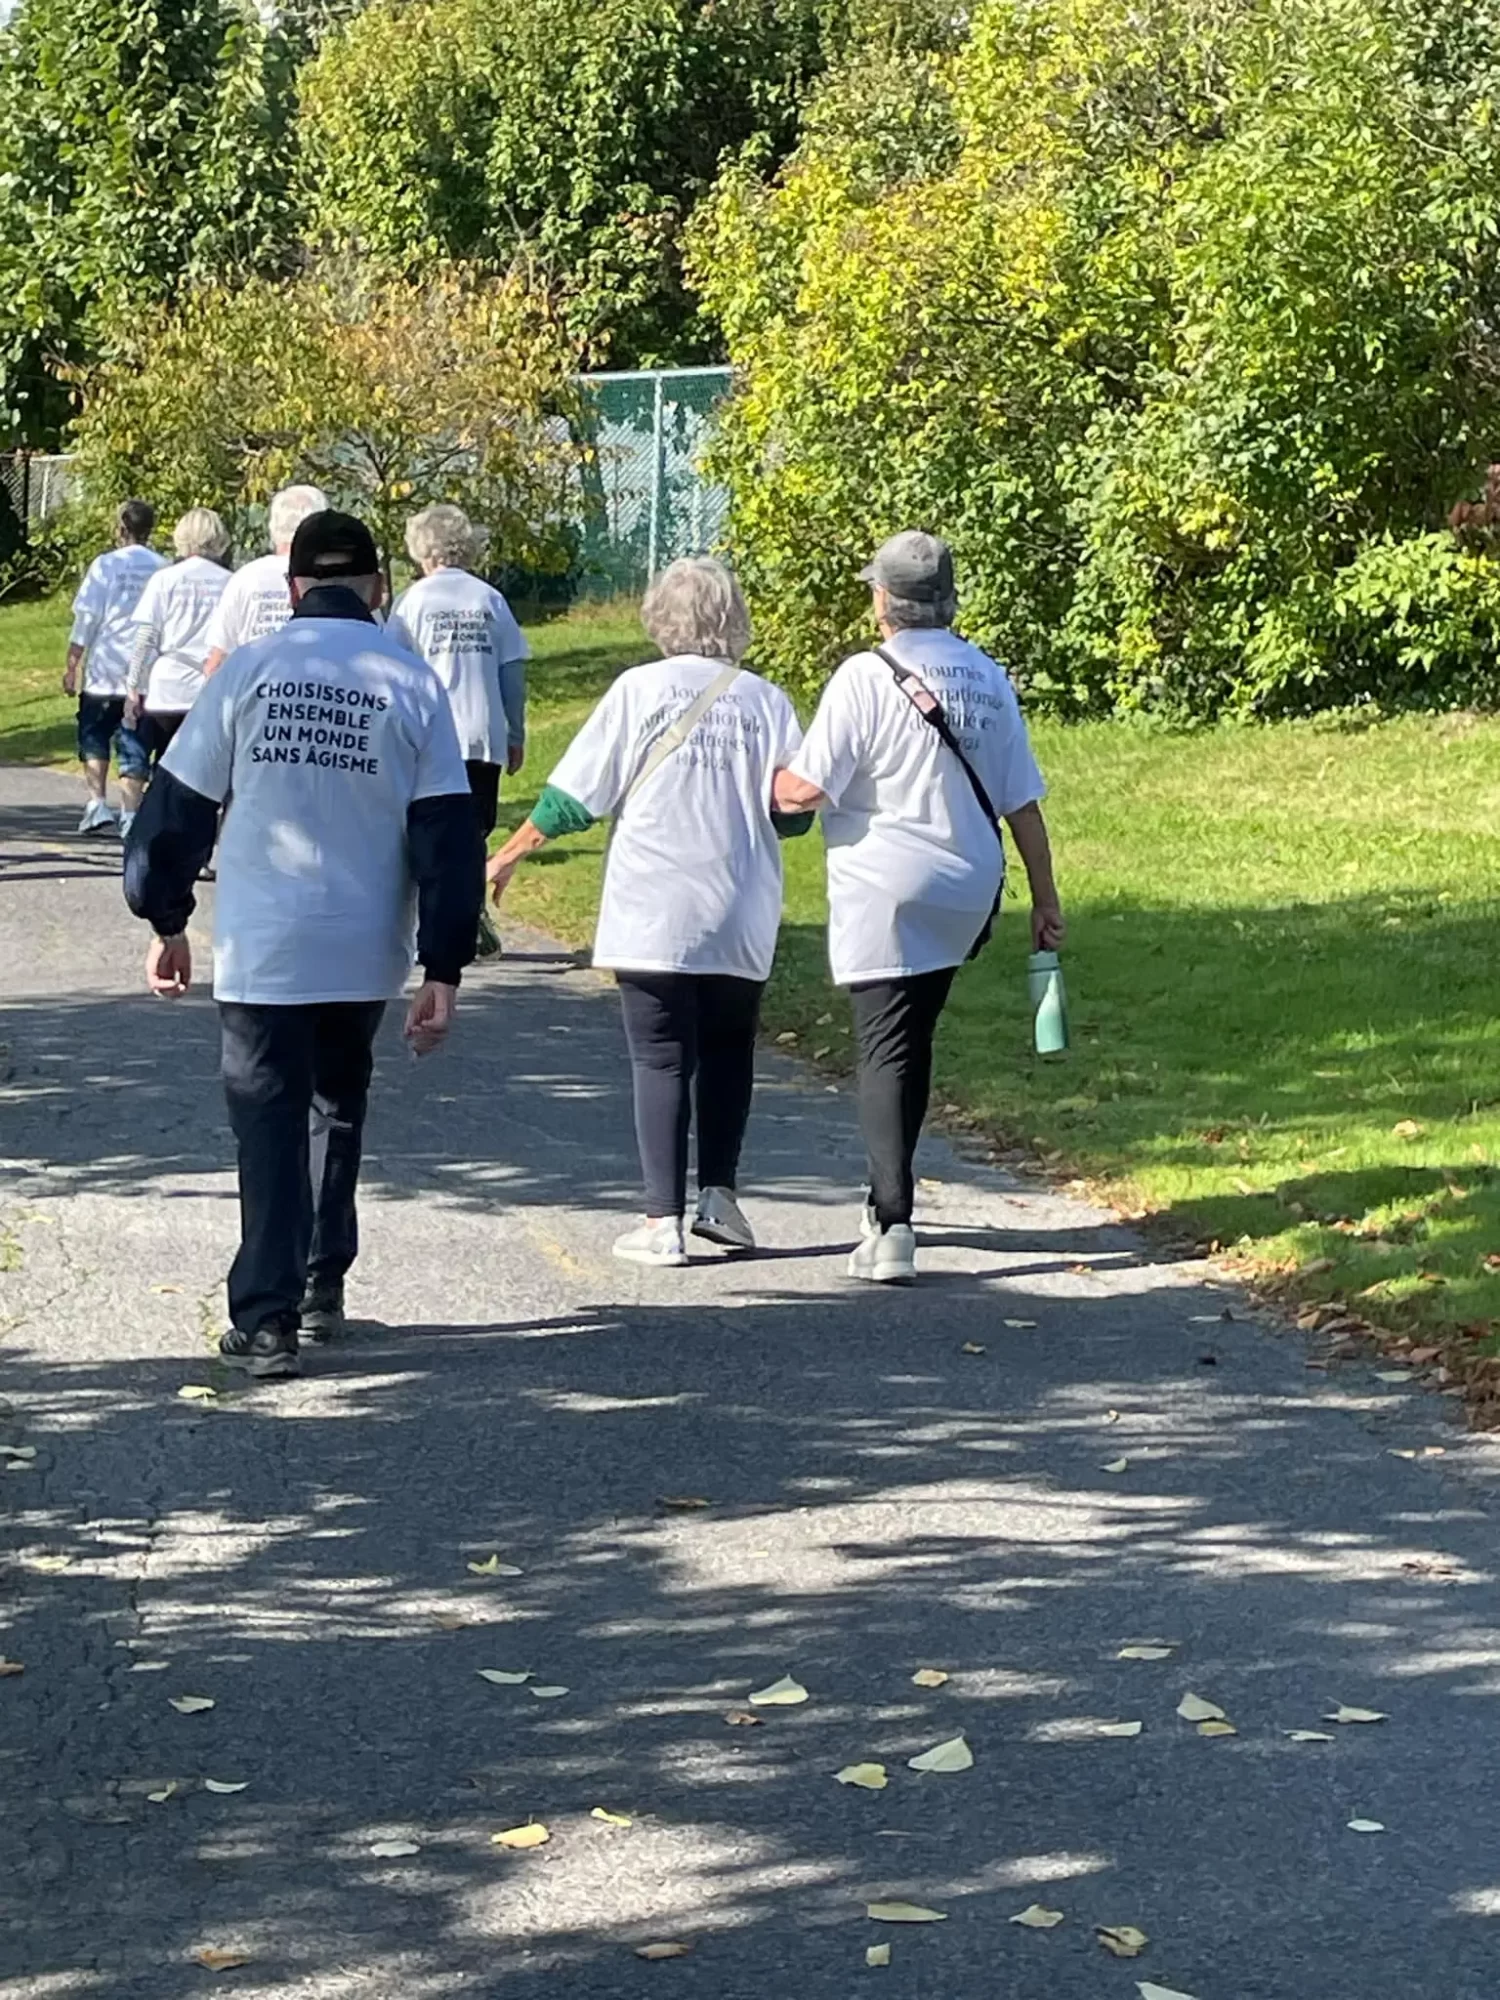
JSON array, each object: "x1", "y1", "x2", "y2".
[
  {"x1": 774, "y1": 531, "x2": 1064, "y2": 1285},
  {"x1": 123, "y1": 508, "x2": 233, "y2": 773},
  {"x1": 487, "y1": 557, "x2": 805, "y2": 1267}
]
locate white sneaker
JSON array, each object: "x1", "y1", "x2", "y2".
[
  {"x1": 118, "y1": 810, "x2": 136, "y2": 844},
  {"x1": 613, "y1": 1217, "x2": 689, "y2": 1268},
  {"x1": 692, "y1": 1187, "x2": 756, "y2": 1252},
  {"x1": 77, "y1": 799, "x2": 116, "y2": 836},
  {"x1": 847, "y1": 1220, "x2": 917, "y2": 1284}
]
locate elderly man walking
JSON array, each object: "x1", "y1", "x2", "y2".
[
  {"x1": 64, "y1": 498, "x2": 166, "y2": 837},
  {"x1": 774, "y1": 531, "x2": 1064, "y2": 1285},
  {"x1": 125, "y1": 510, "x2": 483, "y2": 1378},
  {"x1": 200, "y1": 483, "x2": 328, "y2": 677}
]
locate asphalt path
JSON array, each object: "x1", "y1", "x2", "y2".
[{"x1": 2, "y1": 762, "x2": 1499, "y2": 1999}]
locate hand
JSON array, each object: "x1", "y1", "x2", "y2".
[
  {"x1": 486, "y1": 851, "x2": 518, "y2": 903},
  {"x1": 506, "y1": 742, "x2": 525, "y2": 777},
  {"x1": 404, "y1": 980, "x2": 456, "y2": 1056},
  {"x1": 62, "y1": 663, "x2": 77, "y2": 696},
  {"x1": 1031, "y1": 900, "x2": 1066, "y2": 951},
  {"x1": 123, "y1": 690, "x2": 144, "y2": 728},
  {"x1": 146, "y1": 934, "x2": 191, "y2": 998}
]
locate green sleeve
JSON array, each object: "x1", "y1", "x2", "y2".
[{"x1": 530, "y1": 784, "x2": 596, "y2": 840}]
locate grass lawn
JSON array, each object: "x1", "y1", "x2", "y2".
[{"x1": 8, "y1": 593, "x2": 1500, "y2": 1368}]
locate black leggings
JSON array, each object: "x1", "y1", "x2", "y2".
[
  {"x1": 849, "y1": 967, "x2": 957, "y2": 1229},
  {"x1": 465, "y1": 759, "x2": 501, "y2": 838},
  {"x1": 616, "y1": 972, "x2": 764, "y2": 1218}
]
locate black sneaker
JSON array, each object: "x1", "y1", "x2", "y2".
[
  {"x1": 219, "y1": 1322, "x2": 300, "y2": 1379},
  {"x1": 299, "y1": 1283, "x2": 346, "y2": 1346}
]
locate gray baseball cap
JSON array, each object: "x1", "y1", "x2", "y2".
[{"x1": 858, "y1": 529, "x2": 956, "y2": 602}]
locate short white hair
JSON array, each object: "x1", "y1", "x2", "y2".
[
  {"x1": 406, "y1": 503, "x2": 477, "y2": 570},
  {"x1": 269, "y1": 484, "x2": 328, "y2": 549},
  {"x1": 173, "y1": 507, "x2": 230, "y2": 561},
  {"x1": 641, "y1": 556, "x2": 751, "y2": 664}
]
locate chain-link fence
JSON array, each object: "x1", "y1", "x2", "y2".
[{"x1": 0, "y1": 452, "x2": 75, "y2": 528}]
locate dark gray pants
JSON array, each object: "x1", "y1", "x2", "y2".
[
  {"x1": 220, "y1": 1000, "x2": 385, "y2": 1336},
  {"x1": 849, "y1": 967, "x2": 957, "y2": 1230},
  {"x1": 616, "y1": 972, "x2": 763, "y2": 1217}
]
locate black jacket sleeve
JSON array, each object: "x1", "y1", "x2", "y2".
[
  {"x1": 407, "y1": 792, "x2": 484, "y2": 987},
  {"x1": 123, "y1": 767, "x2": 221, "y2": 937}
]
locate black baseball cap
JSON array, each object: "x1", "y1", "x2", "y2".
[
  {"x1": 858, "y1": 530, "x2": 956, "y2": 603},
  {"x1": 288, "y1": 509, "x2": 380, "y2": 582}
]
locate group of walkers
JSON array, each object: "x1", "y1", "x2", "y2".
[{"x1": 65, "y1": 486, "x2": 1063, "y2": 1380}]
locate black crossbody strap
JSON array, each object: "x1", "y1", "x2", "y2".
[{"x1": 873, "y1": 645, "x2": 1003, "y2": 845}]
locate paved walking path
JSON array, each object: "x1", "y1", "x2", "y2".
[{"x1": 3, "y1": 762, "x2": 1500, "y2": 1999}]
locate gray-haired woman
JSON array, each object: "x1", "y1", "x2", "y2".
[
  {"x1": 487, "y1": 557, "x2": 808, "y2": 1267},
  {"x1": 122, "y1": 507, "x2": 233, "y2": 773}
]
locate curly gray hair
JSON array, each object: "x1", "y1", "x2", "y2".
[{"x1": 641, "y1": 556, "x2": 751, "y2": 664}]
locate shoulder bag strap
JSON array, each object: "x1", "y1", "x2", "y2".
[
  {"x1": 873, "y1": 644, "x2": 1003, "y2": 845},
  {"x1": 622, "y1": 661, "x2": 741, "y2": 805}
]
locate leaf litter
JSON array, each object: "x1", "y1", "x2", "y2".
[
  {"x1": 907, "y1": 1734, "x2": 973, "y2": 1773},
  {"x1": 193, "y1": 1949, "x2": 252, "y2": 1972},
  {"x1": 1097, "y1": 1925, "x2": 1149, "y2": 1958},
  {"x1": 867, "y1": 1902, "x2": 947, "y2": 1923},
  {"x1": 476, "y1": 1669, "x2": 531, "y2": 1685},
  {"x1": 1011, "y1": 1904, "x2": 1065, "y2": 1929},
  {"x1": 591, "y1": 1808, "x2": 632, "y2": 1826},
  {"x1": 1348, "y1": 1818, "x2": 1386, "y2": 1833},
  {"x1": 835, "y1": 1763, "x2": 889, "y2": 1790},
  {"x1": 748, "y1": 1673, "x2": 808, "y2": 1707},
  {"x1": 865, "y1": 1943, "x2": 892, "y2": 1966},
  {"x1": 529, "y1": 1685, "x2": 568, "y2": 1699},
  {"x1": 1325, "y1": 1705, "x2": 1386, "y2": 1724},
  {"x1": 467, "y1": 1555, "x2": 523, "y2": 1577},
  {"x1": 1176, "y1": 1694, "x2": 1225, "y2": 1722},
  {"x1": 369, "y1": 1840, "x2": 420, "y2": 1858},
  {"x1": 910, "y1": 1668, "x2": 949, "y2": 1688},
  {"x1": 1098, "y1": 1720, "x2": 1144, "y2": 1737},
  {"x1": 203, "y1": 1780, "x2": 249, "y2": 1795},
  {"x1": 493, "y1": 1822, "x2": 549, "y2": 1849},
  {"x1": 169, "y1": 1696, "x2": 215, "y2": 1714},
  {"x1": 636, "y1": 1942, "x2": 692, "y2": 1959}
]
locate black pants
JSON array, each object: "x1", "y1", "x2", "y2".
[
  {"x1": 220, "y1": 1000, "x2": 386, "y2": 1335},
  {"x1": 616, "y1": 972, "x2": 764, "y2": 1217},
  {"x1": 465, "y1": 759, "x2": 501, "y2": 838},
  {"x1": 849, "y1": 967, "x2": 957, "y2": 1229}
]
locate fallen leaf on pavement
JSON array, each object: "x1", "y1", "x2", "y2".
[
  {"x1": 1176, "y1": 1694, "x2": 1225, "y2": 1723},
  {"x1": 1286, "y1": 1730, "x2": 1335, "y2": 1743},
  {"x1": 749, "y1": 1674, "x2": 808, "y2": 1707},
  {"x1": 636, "y1": 1942, "x2": 692, "y2": 1959},
  {"x1": 658, "y1": 1496, "x2": 711, "y2": 1510},
  {"x1": 476, "y1": 1670, "x2": 531, "y2": 1685},
  {"x1": 835, "y1": 1763, "x2": 889, "y2": 1790},
  {"x1": 0, "y1": 1658, "x2": 23, "y2": 1677},
  {"x1": 959, "y1": 1342, "x2": 986, "y2": 1356},
  {"x1": 432, "y1": 1613, "x2": 467, "y2": 1631},
  {"x1": 169, "y1": 1696, "x2": 215, "y2": 1714},
  {"x1": 1347, "y1": 1818, "x2": 1386, "y2": 1834},
  {"x1": 1197, "y1": 1719, "x2": 1237, "y2": 1737},
  {"x1": 529, "y1": 1685, "x2": 568, "y2": 1699},
  {"x1": 193, "y1": 1949, "x2": 251, "y2": 1972},
  {"x1": 867, "y1": 1902, "x2": 947, "y2": 1923},
  {"x1": 1325, "y1": 1706, "x2": 1386, "y2": 1724},
  {"x1": 1011, "y1": 1904, "x2": 1065, "y2": 1929},
  {"x1": 1104, "y1": 1410, "x2": 1122, "y2": 1423},
  {"x1": 1375, "y1": 1371, "x2": 1413, "y2": 1384},
  {"x1": 1098, "y1": 1721, "x2": 1143, "y2": 1737},
  {"x1": 150, "y1": 1284, "x2": 184, "y2": 1295},
  {"x1": 1102, "y1": 1458, "x2": 1130, "y2": 1473},
  {"x1": 27, "y1": 1555, "x2": 70, "y2": 1574},
  {"x1": 1004, "y1": 1318, "x2": 1038, "y2": 1329},
  {"x1": 1118, "y1": 1645, "x2": 1174, "y2": 1661},
  {"x1": 203, "y1": 1780, "x2": 249, "y2": 1795},
  {"x1": 724, "y1": 1710, "x2": 763, "y2": 1726},
  {"x1": 146, "y1": 1783, "x2": 178, "y2": 1803},
  {"x1": 467, "y1": 1555, "x2": 523, "y2": 1576},
  {"x1": 177, "y1": 1386, "x2": 217, "y2": 1402},
  {"x1": 0, "y1": 1445, "x2": 36, "y2": 1459},
  {"x1": 369, "y1": 1840, "x2": 420, "y2": 1857},
  {"x1": 911, "y1": 1668, "x2": 949, "y2": 1688},
  {"x1": 592, "y1": 1808, "x2": 632, "y2": 1826},
  {"x1": 493, "y1": 1823, "x2": 549, "y2": 1849},
  {"x1": 866, "y1": 1943, "x2": 891, "y2": 1966},
  {"x1": 908, "y1": 1733, "x2": 973, "y2": 1773},
  {"x1": 1097, "y1": 1925, "x2": 1149, "y2": 1958},
  {"x1": 1138, "y1": 1986, "x2": 1198, "y2": 2000}
]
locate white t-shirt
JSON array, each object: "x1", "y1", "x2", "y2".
[
  {"x1": 549, "y1": 655, "x2": 803, "y2": 980},
  {"x1": 388, "y1": 568, "x2": 530, "y2": 764},
  {"x1": 789, "y1": 628, "x2": 1046, "y2": 984},
  {"x1": 202, "y1": 551, "x2": 294, "y2": 658},
  {"x1": 70, "y1": 545, "x2": 168, "y2": 696},
  {"x1": 163, "y1": 612, "x2": 471, "y2": 1005},
  {"x1": 130, "y1": 557, "x2": 232, "y2": 715}
]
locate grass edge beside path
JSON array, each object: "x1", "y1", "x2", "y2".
[{"x1": 8, "y1": 593, "x2": 1500, "y2": 1418}]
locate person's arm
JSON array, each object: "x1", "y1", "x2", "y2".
[
  {"x1": 773, "y1": 769, "x2": 827, "y2": 814},
  {"x1": 123, "y1": 586, "x2": 162, "y2": 721},
  {"x1": 65, "y1": 564, "x2": 102, "y2": 695},
  {"x1": 201, "y1": 647, "x2": 229, "y2": 681},
  {"x1": 485, "y1": 784, "x2": 594, "y2": 899},
  {"x1": 499, "y1": 655, "x2": 527, "y2": 775},
  {"x1": 62, "y1": 644, "x2": 86, "y2": 697},
  {"x1": 122, "y1": 766, "x2": 221, "y2": 989},
  {"x1": 404, "y1": 694, "x2": 483, "y2": 1054},
  {"x1": 1004, "y1": 799, "x2": 1065, "y2": 949}
]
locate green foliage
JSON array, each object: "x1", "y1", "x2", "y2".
[
  {"x1": 296, "y1": 0, "x2": 957, "y2": 366},
  {"x1": 0, "y1": 0, "x2": 299, "y2": 445},
  {"x1": 69, "y1": 262, "x2": 580, "y2": 574},
  {"x1": 695, "y1": 0, "x2": 1500, "y2": 715}
]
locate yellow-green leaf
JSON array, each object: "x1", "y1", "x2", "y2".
[
  {"x1": 866, "y1": 1902, "x2": 947, "y2": 1923},
  {"x1": 1011, "y1": 1904, "x2": 1065, "y2": 1929},
  {"x1": 492, "y1": 1822, "x2": 549, "y2": 1849},
  {"x1": 1097, "y1": 1924, "x2": 1149, "y2": 1958},
  {"x1": 749, "y1": 1673, "x2": 808, "y2": 1707},
  {"x1": 907, "y1": 1733, "x2": 972, "y2": 1773},
  {"x1": 835, "y1": 1762, "x2": 888, "y2": 1790},
  {"x1": 591, "y1": 1807, "x2": 632, "y2": 1826},
  {"x1": 1176, "y1": 1693, "x2": 1225, "y2": 1722}
]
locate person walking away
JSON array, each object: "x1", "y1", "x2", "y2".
[
  {"x1": 487, "y1": 556, "x2": 808, "y2": 1267},
  {"x1": 773, "y1": 531, "x2": 1064, "y2": 1285},
  {"x1": 63, "y1": 498, "x2": 166, "y2": 839},
  {"x1": 122, "y1": 510, "x2": 232, "y2": 769},
  {"x1": 124, "y1": 510, "x2": 483, "y2": 1379},
  {"x1": 388, "y1": 503, "x2": 530, "y2": 958},
  {"x1": 200, "y1": 483, "x2": 329, "y2": 678}
]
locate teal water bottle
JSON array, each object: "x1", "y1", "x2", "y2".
[{"x1": 1028, "y1": 950, "x2": 1069, "y2": 1056}]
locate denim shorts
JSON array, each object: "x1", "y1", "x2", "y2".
[{"x1": 77, "y1": 694, "x2": 150, "y2": 779}]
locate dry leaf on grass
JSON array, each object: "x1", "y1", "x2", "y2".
[
  {"x1": 493, "y1": 1822, "x2": 550, "y2": 1849},
  {"x1": 1197, "y1": 1720, "x2": 1237, "y2": 1737},
  {"x1": 636, "y1": 1942, "x2": 692, "y2": 1959},
  {"x1": 476, "y1": 1669, "x2": 531, "y2": 1685},
  {"x1": 592, "y1": 1808, "x2": 632, "y2": 1826},
  {"x1": 865, "y1": 1943, "x2": 891, "y2": 1967},
  {"x1": 1098, "y1": 1720, "x2": 1143, "y2": 1738},
  {"x1": 1325, "y1": 1705, "x2": 1386, "y2": 1724},
  {"x1": 177, "y1": 1385, "x2": 217, "y2": 1402},
  {"x1": 529, "y1": 1684, "x2": 568, "y2": 1700},
  {"x1": 911, "y1": 1668, "x2": 949, "y2": 1688},
  {"x1": 193, "y1": 1949, "x2": 251, "y2": 1972},
  {"x1": 907, "y1": 1733, "x2": 973, "y2": 1773},
  {"x1": 369, "y1": 1840, "x2": 420, "y2": 1858},
  {"x1": 146, "y1": 1783, "x2": 178, "y2": 1803},
  {"x1": 724, "y1": 1710, "x2": 763, "y2": 1726},
  {"x1": 658, "y1": 1496, "x2": 712, "y2": 1510},
  {"x1": 1286, "y1": 1730, "x2": 1335, "y2": 1743},
  {"x1": 866, "y1": 1902, "x2": 947, "y2": 1923},
  {"x1": 169, "y1": 1696, "x2": 215, "y2": 1714},
  {"x1": 1097, "y1": 1925, "x2": 1149, "y2": 1958},
  {"x1": 1347, "y1": 1818, "x2": 1386, "y2": 1834},
  {"x1": 1176, "y1": 1694, "x2": 1225, "y2": 1723},
  {"x1": 0, "y1": 1658, "x2": 24, "y2": 1678},
  {"x1": 1118, "y1": 1645, "x2": 1174, "y2": 1661},
  {"x1": 749, "y1": 1674, "x2": 808, "y2": 1707},
  {"x1": 835, "y1": 1763, "x2": 889, "y2": 1790},
  {"x1": 203, "y1": 1780, "x2": 249, "y2": 1795},
  {"x1": 1393, "y1": 1119, "x2": 1424, "y2": 1139},
  {"x1": 467, "y1": 1555, "x2": 523, "y2": 1577},
  {"x1": 1011, "y1": 1904, "x2": 1065, "y2": 1929},
  {"x1": 1102, "y1": 1458, "x2": 1130, "y2": 1474}
]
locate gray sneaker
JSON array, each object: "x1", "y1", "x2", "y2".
[
  {"x1": 692, "y1": 1187, "x2": 755, "y2": 1252},
  {"x1": 847, "y1": 1220, "x2": 917, "y2": 1285},
  {"x1": 299, "y1": 1284, "x2": 346, "y2": 1346}
]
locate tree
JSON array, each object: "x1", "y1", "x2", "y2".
[
  {"x1": 693, "y1": 0, "x2": 1500, "y2": 716},
  {"x1": 68, "y1": 261, "x2": 580, "y2": 576},
  {"x1": 0, "y1": 0, "x2": 299, "y2": 446}
]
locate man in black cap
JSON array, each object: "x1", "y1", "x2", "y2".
[
  {"x1": 774, "y1": 530, "x2": 1063, "y2": 1285},
  {"x1": 126, "y1": 508, "x2": 484, "y2": 1377}
]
